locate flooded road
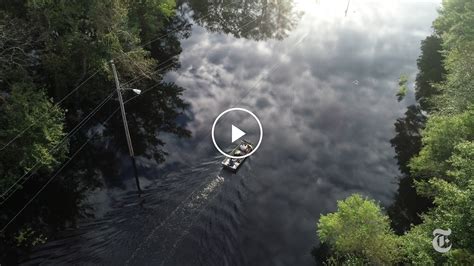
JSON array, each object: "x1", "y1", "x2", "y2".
[{"x1": 23, "y1": 0, "x2": 440, "y2": 265}]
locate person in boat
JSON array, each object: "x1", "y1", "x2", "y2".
[
  {"x1": 233, "y1": 150, "x2": 243, "y2": 163},
  {"x1": 239, "y1": 143, "x2": 252, "y2": 154},
  {"x1": 239, "y1": 143, "x2": 247, "y2": 152}
]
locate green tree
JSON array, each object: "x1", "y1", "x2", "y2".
[
  {"x1": 317, "y1": 1, "x2": 474, "y2": 264},
  {"x1": 317, "y1": 194, "x2": 401, "y2": 265},
  {"x1": 409, "y1": 108, "x2": 474, "y2": 178},
  {"x1": 1, "y1": 0, "x2": 190, "y2": 263},
  {"x1": 396, "y1": 74, "x2": 408, "y2": 102},
  {"x1": 24, "y1": 0, "x2": 156, "y2": 99},
  {"x1": 0, "y1": 83, "x2": 68, "y2": 192},
  {"x1": 401, "y1": 108, "x2": 474, "y2": 264},
  {"x1": 401, "y1": 141, "x2": 474, "y2": 264},
  {"x1": 128, "y1": 0, "x2": 176, "y2": 48},
  {"x1": 0, "y1": 12, "x2": 44, "y2": 83},
  {"x1": 431, "y1": 0, "x2": 474, "y2": 114}
]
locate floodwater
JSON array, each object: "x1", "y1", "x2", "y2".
[{"x1": 23, "y1": 0, "x2": 440, "y2": 265}]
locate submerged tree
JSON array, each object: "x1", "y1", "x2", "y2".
[{"x1": 0, "y1": 0, "x2": 191, "y2": 263}]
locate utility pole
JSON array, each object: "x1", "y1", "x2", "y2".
[{"x1": 110, "y1": 60, "x2": 142, "y2": 193}]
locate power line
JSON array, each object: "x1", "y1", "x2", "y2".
[
  {"x1": 0, "y1": 65, "x2": 193, "y2": 230},
  {"x1": 135, "y1": 1, "x2": 237, "y2": 51},
  {"x1": 0, "y1": 2, "x2": 275, "y2": 230},
  {"x1": 0, "y1": 47, "x2": 188, "y2": 199},
  {"x1": 120, "y1": 16, "x2": 265, "y2": 105},
  {"x1": 120, "y1": 56, "x2": 179, "y2": 88},
  {"x1": 90, "y1": 0, "x2": 239, "y2": 90},
  {"x1": 120, "y1": 13, "x2": 261, "y2": 89},
  {"x1": 0, "y1": 47, "x2": 219, "y2": 225},
  {"x1": 0, "y1": 107, "x2": 121, "y2": 233},
  {"x1": 0, "y1": 91, "x2": 115, "y2": 203},
  {"x1": 0, "y1": 0, "x2": 236, "y2": 151},
  {"x1": 0, "y1": 70, "x2": 101, "y2": 151},
  {"x1": 120, "y1": 12, "x2": 266, "y2": 96},
  {"x1": 234, "y1": 31, "x2": 310, "y2": 106},
  {"x1": 345, "y1": 0, "x2": 351, "y2": 17},
  {"x1": 189, "y1": 27, "x2": 310, "y2": 153},
  {"x1": 0, "y1": 49, "x2": 173, "y2": 153},
  {"x1": 0, "y1": 57, "x2": 179, "y2": 202}
]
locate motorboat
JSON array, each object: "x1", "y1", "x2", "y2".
[{"x1": 221, "y1": 140, "x2": 253, "y2": 172}]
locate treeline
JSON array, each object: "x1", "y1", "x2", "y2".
[
  {"x1": 315, "y1": 0, "x2": 473, "y2": 264},
  {"x1": 0, "y1": 0, "x2": 190, "y2": 263}
]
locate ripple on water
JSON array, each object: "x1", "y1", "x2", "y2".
[{"x1": 23, "y1": 157, "x2": 253, "y2": 265}]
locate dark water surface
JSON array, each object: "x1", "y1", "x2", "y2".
[{"x1": 24, "y1": 0, "x2": 440, "y2": 265}]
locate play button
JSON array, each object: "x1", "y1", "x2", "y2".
[
  {"x1": 231, "y1": 125, "x2": 246, "y2": 143},
  {"x1": 212, "y1": 107, "x2": 263, "y2": 159}
]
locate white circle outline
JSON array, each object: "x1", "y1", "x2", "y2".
[{"x1": 211, "y1": 108, "x2": 263, "y2": 159}]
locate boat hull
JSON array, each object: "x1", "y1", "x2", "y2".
[{"x1": 221, "y1": 140, "x2": 253, "y2": 172}]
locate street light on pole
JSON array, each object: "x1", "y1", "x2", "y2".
[{"x1": 110, "y1": 60, "x2": 142, "y2": 193}]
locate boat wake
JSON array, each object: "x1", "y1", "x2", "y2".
[
  {"x1": 125, "y1": 174, "x2": 226, "y2": 265},
  {"x1": 22, "y1": 157, "x2": 231, "y2": 265}
]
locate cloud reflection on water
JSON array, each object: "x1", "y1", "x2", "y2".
[{"x1": 162, "y1": 0, "x2": 440, "y2": 264}]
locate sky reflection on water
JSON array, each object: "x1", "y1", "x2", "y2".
[
  {"x1": 23, "y1": 1, "x2": 442, "y2": 265},
  {"x1": 161, "y1": 0, "x2": 440, "y2": 264}
]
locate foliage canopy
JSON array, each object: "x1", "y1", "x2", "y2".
[
  {"x1": 318, "y1": 194, "x2": 400, "y2": 265},
  {"x1": 317, "y1": 0, "x2": 474, "y2": 264}
]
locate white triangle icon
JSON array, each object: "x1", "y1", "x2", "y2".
[{"x1": 231, "y1": 125, "x2": 246, "y2": 143}]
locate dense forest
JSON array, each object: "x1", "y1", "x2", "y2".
[
  {"x1": 3, "y1": 0, "x2": 471, "y2": 264},
  {"x1": 0, "y1": 0, "x2": 191, "y2": 263},
  {"x1": 0, "y1": 0, "x2": 299, "y2": 264},
  {"x1": 315, "y1": 0, "x2": 474, "y2": 264}
]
